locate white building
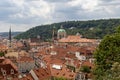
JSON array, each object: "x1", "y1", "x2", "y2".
[{"x1": 75, "y1": 52, "x2": 86, "y2": 61}]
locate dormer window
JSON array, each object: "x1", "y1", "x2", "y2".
[
  {"x1": 3, "y1": 70, "x2": 6, "y2": 76},
  {"x1": 11, "y1": 69, "x2": 14, "y2": 74}
]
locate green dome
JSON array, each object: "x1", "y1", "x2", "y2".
[{"x1": 58, "y1": 29, "x2": 66, "y2": 33}]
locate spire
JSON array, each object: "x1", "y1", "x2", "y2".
[
  {"x1": 9, "y1": 27, "x2": 12, "y2": 47},
  {"x1": 60, "y1": 25, "x2": 63, "y2": 29},
  {"x1": 52, "y1": 25, "x2": 55, "y2": 41},
  {"x1": 9, "y1": 27, "x2": 11, "y2": 41}
]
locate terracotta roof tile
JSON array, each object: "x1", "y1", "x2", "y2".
[
  {"x1": 0, "y1": 58, "x2": 18, "y2": 71},
  {"x1": 59, "y1": 35, "x2": 96, "y2": 43},
  {"x1": 33, "y1": 67, "x2": 51, "y2": 80},
  {"x1": 0, "y1": 44, "x2": 8, "y2": 51},
  {"x1": 0, "y1": 59, "x2": 18, "y2": 78},
  {"x1": 0, "y1": 64, "x2": 18, "y2": 75},
  {"x1": 18, "y1": 56, "x2": 34, "y2": 62},
  {"x1": 50, "y1": 64, "x2": 76, "y2": 79}
]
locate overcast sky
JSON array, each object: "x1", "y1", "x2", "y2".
[{"x1": 0, "y1": 0, "x2": 120, "y2": 32}]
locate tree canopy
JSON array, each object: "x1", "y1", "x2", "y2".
[
  {"x1": 80, "y1": 66, "x2": 91, "y2": 73},
  {"x1": 15, "y1": 19, "x2": 120, "y2": 40},
  {"x1": 93, "y1": 26, "x2": 120, "y2": 80},
  {"x1": 0, "y1": 52, "x2": 4, "y2": 57}
]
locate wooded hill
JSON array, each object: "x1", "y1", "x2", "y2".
[
  {"x1": 15, "y1": 19, "x2": 120, "y2": 41},
  {"x1": 0, "y1": 32, "x2": 22, "y2": 38}
]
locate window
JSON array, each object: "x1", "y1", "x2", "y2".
[
  {"x1": 11, "y1": 69, "x2": 14, "y2": 74},
  {"x1": 3, "y1": 70, "x2": 6, "y2": 76}
]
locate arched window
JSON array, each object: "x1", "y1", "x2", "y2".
[{"x1": 11, "y1": 69, "x2": 14, "y2": 74}]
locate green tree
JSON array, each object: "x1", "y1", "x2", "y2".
[
  {"x1": 15, "y1": 19, "x2": 120, "y2": 40},
  {"x1": 98, "y1": 62, "x2": 120, "y2": 80},
  {"x1": 93, "y1": 26, "x2": 120, "y2": 80},
  {"x1": 0, "y1": 52, "x2": 5, "y2": 57},
  {"x1": 80, "y1": 66, "x2": 91, "y2": 73}
]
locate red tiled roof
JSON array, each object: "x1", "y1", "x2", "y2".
[
  {"x1": 30, "y1": 42, "x2": 39, "y2": 46},
  {"x1": 33, "y1": 67, "x2": 51, "y2": 80},
  {"x1": 50, "y1": 64, "x2": 76, "y2": 79},
  {"x1": 17, "y1": 56, "x2": 34, "y2": 62},
  {"x1": 59, "y1": 35, "x2": 96, "y2": 43},
  {"x1": 0, "y1": 44, "x2": 8, "y2": 51},
  {"x1": 34, "y1": 44, "x2": 95, "y2": 79},
  {"x1": 0, "y1": 58, "x2": 18, "y2": 71},
  {"x1": 16, "y1": 42, "x2": 24, "y2": 47},
  {"x1": 19, "y1": 73, "x2": 34, "y2": 80},
  {"x1": 0, "y1": 59, "x2": 18, "y2": 78},
  {"x1": 0, "y1": 64, "x2": 18, "y2": 75}
]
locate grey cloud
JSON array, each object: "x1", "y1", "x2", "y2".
[
  {"x1": 99, "y1": 0, "x2": 120, "y2": 6},
  {"x1": 44, "y1": 0, "x2": 71, "y2": 3},
  {"x1": 0, "y1": 0, "x2": 21, "y2": 20},
  {"x1": 100, "y1": 0, "x2": 113, "y2": 2},
  {"x1": 0, "y1": 0, "x2": 13, "y2": 7},
  {"x1": 0, "y1": 7, "x2": 20, "y2": 20},
  {"x1": 0, "y1": 0, "x2": 120, "y2": 32},
  {"x1": 52, "y1": 2, "x2": 84, "y2": 19}
]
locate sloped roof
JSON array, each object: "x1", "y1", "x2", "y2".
[
  {"x1": 50, "y1": 64, "x2": 76, "y2": 79},
  {"x1": 59, "y1": 35, "x2": 96, "y2": 43},
  {"x1": 0, "y1": 44, "x2": 8, "y2": 50},
  {"x1": 0, "y1": 58, "x2": 18, "y2": 77},
  {"x1": 33, "y1": 67, "x2": 51, "y2": 80},
  {"x1": 18, "y1": 56, "x2": 34, "y2": 62}
]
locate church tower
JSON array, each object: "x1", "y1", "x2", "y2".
[
  {"x1": 8, "y1": 27, "x2": 12, "y2": 48},
  {"x1": 9, "y1": 27, "x2": 12, "y2": 48},
  {"x1": 8, "y1": 27, "x2": 13, "y2": 52},
  {"x1": 57, "y1": 25, "x2": 66, "y2": 40},
  {"x1": 52, "y1": 25, "x2": 57, "y2": 41}
]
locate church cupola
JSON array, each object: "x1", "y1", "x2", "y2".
[{"x1": 57, "y1": 25, "x2": 66, "y2": 39}]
